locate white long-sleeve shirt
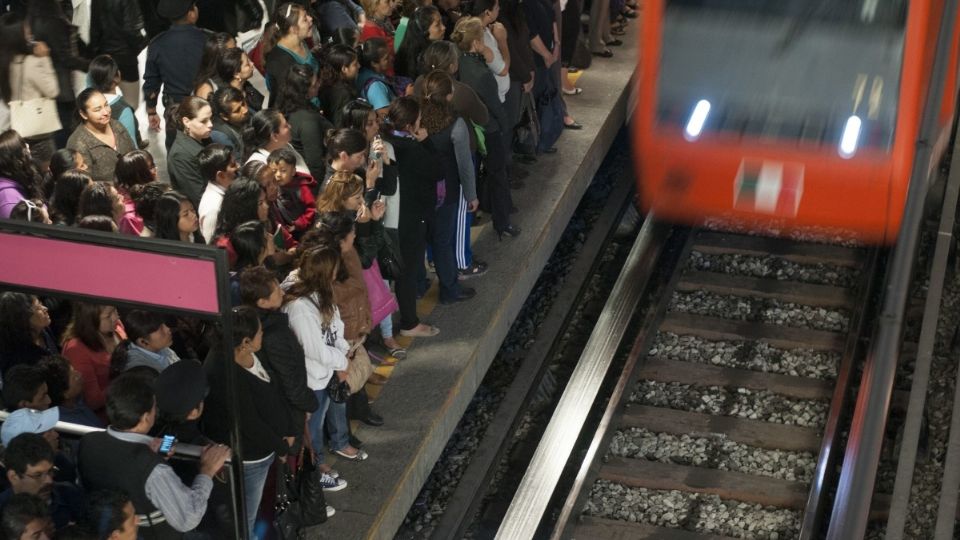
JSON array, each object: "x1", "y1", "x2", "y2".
[{"x1": 282, "y1": 295, "x2": 350, "y2": 390}]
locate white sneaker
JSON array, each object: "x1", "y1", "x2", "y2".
[
  {"x1": 320, "y1": 473, "x2": 347, "y2": 492},
  {"x1": 325, "y1": 505, "x2": 336, "y2": 518}
]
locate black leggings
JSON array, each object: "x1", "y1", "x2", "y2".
[{"x1": 396, "y1": 217, "x2": 427, "y2": 330}]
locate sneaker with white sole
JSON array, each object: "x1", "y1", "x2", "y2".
[
  {"x1": 325, "y1": 505, "x2": 336, "y2": 518},
  {"x1": 320, "y1": 473, "x2": 347, "y2": 492}
]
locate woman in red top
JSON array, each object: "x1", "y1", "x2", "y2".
[
  {"x1": 359, "y1": 0, "x2": 397, "y2": 75},
  {"x1": 61, "y1": 303, "x2": 126, "y2": 420}
]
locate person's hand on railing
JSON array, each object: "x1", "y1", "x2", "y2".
[{"x1": 199, "y1": 444, "x2": 232, "y2": 477}]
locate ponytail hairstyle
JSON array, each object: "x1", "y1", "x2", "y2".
[
  {"x1": 450, "y1": 16, "x2": 484, "y2": 52},
  {"x1": 385, "y1": 96, "x2": 421, "y2": 132},
  {"x1": 44, "y1": 149, "x2": 82, "y2": 199},
  {"x1": 170, "y1": 96, "x2": 210, "y2": 133},
  {"x1": 242, "y1": 109, "x2": 286, "y2": 155},
  {"x1": 9, "y1": 199, "x2": 48, "y2": 223},
  {"x1": 359, "y1": 37, "x2": 389, "y2": 70},
  {"x1": 324, "y1": 128, "x2": 368, "y2": 162},
  {"x1": 329, "y1": 27, "x2": 359, "y2": 48},
  {"x1": 114, "y1": 150, "x2": 156, "y2": 196},
  {"x1": 317, "y1": 44, "x2": 359, "y2": 89},
  {"x1": 88, "y1": 55, "x2": 122, "y2": 93},
  {"x1": 285, "y1": 244, "x2": 341, "y2": 323},
  {"x1": 317, "y1": 170, "x2": 364, "y2": 212},
  {"x1": 396, "y1": 6, "x2": 440, "y2": 77},
  {"x1": 419, "y1": 69, "x2": 455, "y2": 134},
  {"x1": 192, "y1": 32, "x2": 235, "y2": 92},
  {"x1": 215, "y1": 48, "x2": 246, "y2": 85},
  {"x1": 420, "y1": 40, "x2": 459, "y2": 74},
  {"x1": 339, "y1": 99, "x2": 375, "y2": 132},
  {"x1": 263, "y1": 2, "x2": 307, "y2": 58}
]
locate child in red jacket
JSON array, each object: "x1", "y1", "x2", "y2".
[{"x1": 267, "y1": 148, "x2": 317, "y2": 239}]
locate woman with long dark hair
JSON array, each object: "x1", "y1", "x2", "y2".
[
  {"x1": 62, "y1": 303, "x2": 126, "y2": 419},
  {"x1": 0, "y1": 130, "x2": 44, "y2": 219},
  {"x1": 395, "y1": 6, "x2": 445, "y2": 78},
  {"x1": 154, "y1": 191, "x2": 203, "y2": 243},
  {"x1": 192, "y1": 32, "x2": 236, "y2": 100},
  {"x1": 0, "y1": 292, "x2": 58, "y2": 375},
  {"x1": 210, "y1": 86, "x2": 250, "y2": 159},
  {"x1": 0, "y1": 12, "x2": 59, "y2": 166},
  {"x1": 317, "y1": 44, "x2": 359, "y2": 126},
  {"x1": 77, "y1": 181, "x2": 125, "y2": 225},
  {"x1": 274, "y1": 64, "x2": 333, "y2": 181},
  {"x1": 49, "y1": 169, "x2": 93, "y2": 226}
]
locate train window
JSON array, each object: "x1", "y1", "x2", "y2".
[{"x1": 656, "y1": 0, "x2": 908, "y2": 151}]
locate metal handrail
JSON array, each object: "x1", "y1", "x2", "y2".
[
  {"x1": 495, "y1": 214, "x2": 665, "y2": 539},
  {"x1": 0, "y1": 410, "x2": 232, "y2": 464},
  {"x1": 825, "y1": 0, "x2": 960, "y2": 536}
]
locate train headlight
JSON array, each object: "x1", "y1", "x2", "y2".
[
  {"x1": 684, "y1": 99, "x2": 711, "y2": 141},
  {"x1": 839, "y1": 115, "x2": 862, "y2": 159}
]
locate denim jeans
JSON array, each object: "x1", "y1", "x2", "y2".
[
  {"x1": 379, "y1": 278, "x2": 394, "y2": 339},
  {"x1": 242, "y1": 453, "x2": 275, "y2": 538},
  {"x1": 308, "y1": 388, "x2": 350, "y2": 462}
]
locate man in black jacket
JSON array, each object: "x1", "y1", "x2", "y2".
[
  {"x1": 238, "y1": 266, "x2": 319, "y2": 451},
  {"x1": 89, "y1": 0, "x2": 149, "y2": 108}
]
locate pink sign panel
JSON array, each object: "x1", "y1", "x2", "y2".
[{"x1": 0, "y1": 232, "x2": 221, "y2": 314}]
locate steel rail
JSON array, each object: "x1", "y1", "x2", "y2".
[
  {"x1": 886, "y1": 124, "x2": 960, "y2": 539},
  {"x1": 429, "y1": 174, "x2": 636, "y2": 539},
  {"x1": 494, "y1": 214, "x2": 666, "y2": 539},
  {"x1": 825, "y1": 0, "x2": 959, "y2": 536},
  {"x1": 798, "y1": 247, "x2": 881, "y2": 539}
]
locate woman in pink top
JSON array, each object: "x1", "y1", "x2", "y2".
[
  {"x1": 114, "y1": 150, "x2": 159, "y2": 235},
  {"x1": 61, "y1": 303, "x2": 126, "y2": 420}
]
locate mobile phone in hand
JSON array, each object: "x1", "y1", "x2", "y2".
[{"x1": 158, "y1": 435, "x2": 176, "y2": 454}]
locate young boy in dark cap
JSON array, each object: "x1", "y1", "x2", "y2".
[
  {"x1": 151, "y1": 359, "x2": 210, "y2": 447},
  {"x1": 142, "y1": 0, "x2": 206, "y2": 148}
]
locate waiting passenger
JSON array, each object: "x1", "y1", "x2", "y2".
[
  {"x1": 38, "y1": 355, "x2": 102, "y2": 428},
  {"x1": 2, "y1": 365, "x2": 52, "y2": 411},
  {"x1": 114, "y1": 150, "x2": 159, "y2": 236},
  {"x1": 0, "y1": 130, "x2": 45, "y2": 219},
  {"x1": 0, "y1": 433, "x2": 84, "y2": 531},
  {"x1": 49, "y1": 170, "x2": 93, "y2": 227},
  {"x1": 167, "y1": 96, "x2": 213, "y2": 209},
  {"x1": 66, "y1": 89, "x2": 137, "y2": 184},
  {"x1": 197, "y1": 144, "x2": 240, "y2": 243},
  {"x1": 0, "y1": 492, "x2": 53, "y2": 540},
  {"x1": 0, "y1": 293, "x2": 58, "y2": 375},
  {"x1": 61, "y1": 303, "x2": 126, "y2": 419},
  {"x1": 153, "y1": 191, "x2": 203, "y2": 244},
  {"x1": 77, "y1": 182, "x2": 125, "y2": 226},
  {"x1": 110, "y1": 310, "x2": 180, "y2": 377}
]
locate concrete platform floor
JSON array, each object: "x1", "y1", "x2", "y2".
[{"x1": 315, "y1": 27, "x2": 640, "y2": 540}]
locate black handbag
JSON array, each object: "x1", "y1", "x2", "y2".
[
  {"x1": 513, "y1": 92, "x2": 540, "y2": 156},
  {"x1": 274, "y1": 431, "x2": 329, "y2": 538},
  {"x1": 377, "y1": 232, "x2": 404, "y2": 281},
  {"x1": 326, "y1": 375, "x2": 350, "y2": 403}
]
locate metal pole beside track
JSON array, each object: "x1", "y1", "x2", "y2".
[
  {"x1": 826, "y1": 0, "x2": 959, "y2": 537},
  {"x1": 494, "y1": 214, "x2": 659, "y2": 540}
]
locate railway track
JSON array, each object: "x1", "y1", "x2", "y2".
[
  {"x1": 485, "y1": 222, "x2": 888, "y2": 539},
  {"x1": 560, "y1": 229, "x2": 881, "y2": 539}
]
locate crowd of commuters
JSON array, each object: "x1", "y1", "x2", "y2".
[{"x1": 0, "y1": 0, "x2": 635, "y2": 536}]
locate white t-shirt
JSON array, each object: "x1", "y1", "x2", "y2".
[{"x1": 198, "y1": 182, "x2": 226, "y2": 243}]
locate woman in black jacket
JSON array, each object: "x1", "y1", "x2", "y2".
[
  {"x1": 382, "y1": 97, "x2": 443, "y2": 337},
  {"x1": 239, "y1": 266, "x2": 319, "y2": 450},
  {"x1": 27, "y1": 0, "x2": 90, "y2": 147},
  {"x1": 202, "y1": 306, "x2": 296, "y2": 537},
  {"x1": 451, "y1": 16, "x2": 520, "y2": 239},
  {"x1": 274, "y1": 64, "x2": 333, "y2": 182}
]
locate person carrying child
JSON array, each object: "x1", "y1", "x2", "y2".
[{"x1": 268, "y1": 147, "x2": 318, "y2": 239}]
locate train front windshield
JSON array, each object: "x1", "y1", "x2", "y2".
[{"x1": 657, "y1": 0, "x2": 908, "y2": 152}]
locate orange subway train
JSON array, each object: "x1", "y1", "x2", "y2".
[{"x1": 633, "y1": 0, "x2": 960, "y2": 243}]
